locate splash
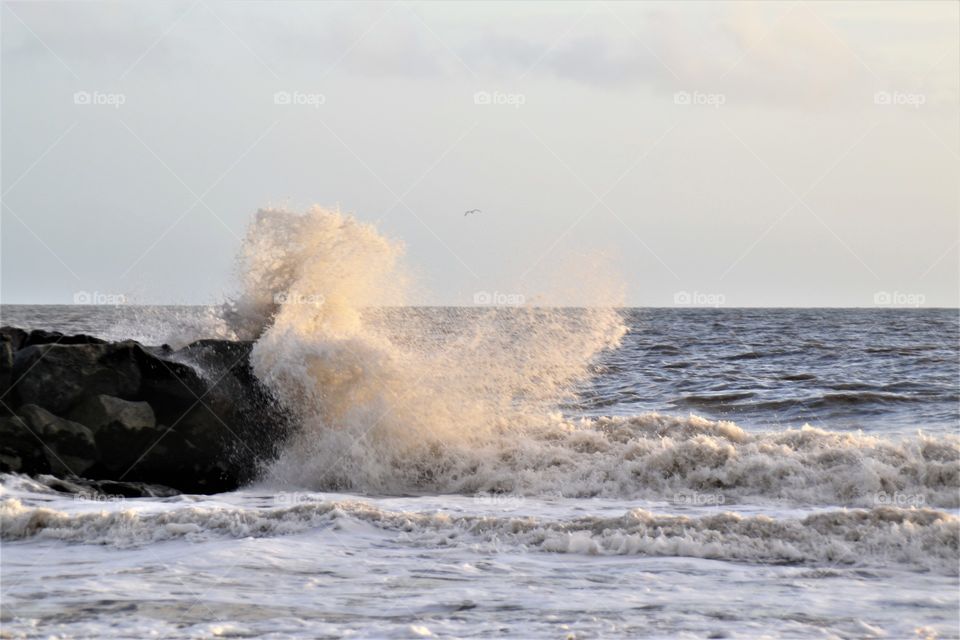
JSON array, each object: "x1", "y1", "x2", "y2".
[{"x1": 230, "y1": 206, "x2": 627, "y2": 492}]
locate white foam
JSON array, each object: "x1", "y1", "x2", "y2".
[
  {"x1": 269, "y1": 410, "x2": 958, "y2": 508},
  {"x1": 3, "y1": 498, "x2": 955, "y2": 573}
]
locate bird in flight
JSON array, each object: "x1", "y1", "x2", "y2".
[{"x1": 464, "y1": 209, "x2": 481, "y2": 216}]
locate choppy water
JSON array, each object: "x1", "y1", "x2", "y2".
[
  {"x1": 1, "y1": 305, "x2": 958, "y2": 639},
  {"x1": 586, "y1": 308, "x2": 960, "y2": 434}
]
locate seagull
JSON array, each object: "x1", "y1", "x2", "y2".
[{"x1": 464, "y1": 209, "x2": 481, "y2": 216}]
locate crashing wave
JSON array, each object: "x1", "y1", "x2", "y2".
[{"x1": 210, "y1": 207, "x2": 960, "y2": 507}]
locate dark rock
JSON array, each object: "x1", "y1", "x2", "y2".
[
  {"x1": 134, "y1": 347, "x2": 208, "y2": 425},
  {"x1": 0, "y1": 327, "x2": 28, "y2": 351},
  {"x1": 175, "y1": 339, "x2": 256, "y2": 373},
  {"x1": 69, "y1": 394, "x2": 156, "y2": 432},
  {"x1": 18, "y1": 404, "x2": 99, "y2": 476},
  {"x1": 159, "y1": 339, "x2": 290, "y2": 485},
  {"x1": 11, "y1": 342, "x2": 142, "y2": 414},
  {"x1": 0, "y1": 416, "x2": 51, "y2": 474},
  {"x1": 68, "y1": 395, "x2": 157, "y2": 476},
  {"x1": 137, "y1": 428, "x2": 236, "y2": 493},
  {"x1": 23, "y1": 329, "x2": 107, "y2": 347},
  {"x1": 55, "y1": 477, "x2": 180, "y2": 498},
  {"x1": 23, "y1": 474, "x2": 180, "y2": 498},
  {"x1": 0, "y1": 327, "x2": 292, "y2": 494},
  {"x1": 0, "y1": 338, "x2": 15, "y2": 412}
]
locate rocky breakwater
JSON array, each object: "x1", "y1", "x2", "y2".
[{"x1": 0, "y1": 327, "x2": 290, "y2": 494}]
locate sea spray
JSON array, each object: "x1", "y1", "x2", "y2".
[
  {"x1": 229, "y1": 206, "x2": 627, "y2": 492},
  {"x1": 224, "y1": 207, "x2": 959, "y2": 509}
]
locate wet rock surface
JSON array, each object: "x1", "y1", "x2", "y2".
[{"x1": 0, "y1": 327, "x2": 290, "y2": 494}]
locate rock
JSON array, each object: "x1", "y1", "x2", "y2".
[
  {"x1": 23, "y1": 329, "x2": 106, "y2": 347},
  {"x1": 0, "y1": 327, "x2": 28, "y2": 351},
  {"x1": 69, "y1": 394, "x2": 156, "y2": 433},
  {"x1": 41, "y1": 476, "x2": 181, "y2": 499},
  {"x1": 136, "y1": 429, "x2": 235, "y2": 493},
  {"x1": 168, "y1": 341, "x2": 259, "y2": 451},
  {"x1": 68, "y1": 395, "x2": 158, "y2": 476},
  {"x1": 0, "y1": 338, "x2": 15, "y2": 411},
  {"x1": 148, "y1": 339, "x2": 290, "y2": 485},
  {"x1": 17, "y1": 404, "x2": 99, "y2": 476},
  {"x1": 0, "y1": 415, "x2": 51, "y2": 474},
  {"x1": 175, "y1": 339, "x2": 256, "y2": 372},
  {"x1": 134, "y1": 347, "x2": 208, "y2": 425},
  {"x1": 11, "y1": 342, "x2": 142, "y2": 414},
  {"x1": 0, "y1": 327, "x2": 292, "y2": 494}
]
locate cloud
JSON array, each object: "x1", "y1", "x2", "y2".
[
  {"x1": 1, "y1": 3, "x2": 193, "y2": 69},
  {"x1": 268, "y1": 3, "x2": 448, "y2": 78},
  {"x1": 3, "y1": 1, "x2": 955, "y2": 110},
  {"x1": 457, "y1": 4, "x2": 873, "y2": 108},
  {"x1": 455, "y1": 2, "x2": 955, "y2": 110}
]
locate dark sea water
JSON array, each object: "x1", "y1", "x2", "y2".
[{"x1": 585, "y1": 308, "x2": 960, "y2": 435}]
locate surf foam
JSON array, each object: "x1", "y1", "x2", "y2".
[{"x1": 3, "y1": 498, "x2": 955, "y2": 573}]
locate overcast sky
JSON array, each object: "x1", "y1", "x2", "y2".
[{"x1": 2, "y1": 1, "x2": 957, "y2": 306}]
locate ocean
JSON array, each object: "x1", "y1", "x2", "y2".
[{"x1": 1, "y1": 303, "x2": 958, "y2": 639}]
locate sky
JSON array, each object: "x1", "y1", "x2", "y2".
[{"x1": 1, "y1": 0, "x2": 958, "y2": 307}]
